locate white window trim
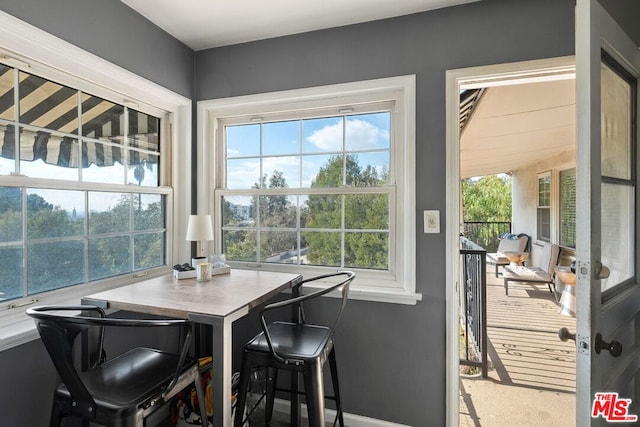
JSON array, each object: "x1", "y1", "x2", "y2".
[
  {"x1": 0, "y1": 11, "x2": 192, "y2": 351},
  {"x1": 197, "y1": 76, "x2": 421, "y2": 304}
]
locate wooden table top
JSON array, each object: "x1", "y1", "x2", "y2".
[{"x1": 82, "y1": 270, "x2": 302, "y2": 320}]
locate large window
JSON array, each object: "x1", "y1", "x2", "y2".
[
  {"x1": 0, "y1": 64, "x2": 168, "y2": 303},
  {"x1": 201, "y1": 76, "x2": 418, "y2": 301},
  {"x1": 221, "y1": 111, "x2": 391, "y2": 270}
]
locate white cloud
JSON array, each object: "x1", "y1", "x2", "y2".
[{"x1": 306, "y1": 118, "x2": 389, "y2": 151}]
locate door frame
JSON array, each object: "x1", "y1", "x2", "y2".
[{"x1": 445, "y1": 56, "x2": 576, "y2": 426}]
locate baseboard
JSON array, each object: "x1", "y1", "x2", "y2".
[{"x1": 272, "y1": 398, "x2": 412, "y2": 427}]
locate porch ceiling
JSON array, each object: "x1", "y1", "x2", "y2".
[{"x1": 460, "y1": 78, "x2": 575, "y2": 179}]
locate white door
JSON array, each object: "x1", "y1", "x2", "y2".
[{"x1": 574, "y1": 0, "x2": 640, "y2": 425}]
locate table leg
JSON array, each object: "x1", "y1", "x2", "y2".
[{"x1": 211, "y1": 316, "x2": 233, "y2": 427}]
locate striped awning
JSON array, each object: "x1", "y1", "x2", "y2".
[{"x1": 0, "y1": 65, "x2": 159, "y2": 169}]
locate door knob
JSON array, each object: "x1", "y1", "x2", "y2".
[
  {"x1": 595, "y1": 261, "x2": 610, "y2": 279},
  {"x1": 558, "y1": 327, "x2": 575, "y2": 342},
  {"x1": 595, "y1": 333, "x2": 622, "y2": 357}
]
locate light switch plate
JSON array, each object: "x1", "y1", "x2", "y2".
[{"x1": 424, "y1": 210, "x2": 440, "y2": 233}]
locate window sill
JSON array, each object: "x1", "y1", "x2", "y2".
[
  {"x1": 294, "y1": 281, "x2": 422, "y2": 305},
  {"x1": 0, "y1": 268, "x2": 422, "y2": 353},
  {"x1": 0, "y1": 268, "x2": 170, "y2": 353}
]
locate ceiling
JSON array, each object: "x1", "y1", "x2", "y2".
[
  {"x1": 120, "y1": 0, "x2": 478, "y2": 50},
  {"x1": 460, "y1": 77, "x2": 576, "y2": 179}
]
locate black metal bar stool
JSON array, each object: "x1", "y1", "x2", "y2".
[{"x1": 234, "y1": 271, "x2": 355, "y2": 427}]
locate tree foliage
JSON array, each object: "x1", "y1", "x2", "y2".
[
  {"x1": 0, "y1": 187, "x2": 164, "y2": 301},
  {"x1": 462, "y1": 175, "x2": 512, "y2": 222}
]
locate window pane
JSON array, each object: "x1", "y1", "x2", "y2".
[
  {"x1": 223, "y1": 230, "x2": 257, "y2": 262},
  {"x1": 88, "y1": 192, "x2": 130, "y2": 235},
  {"x1": 82, "y1": 139, "x2": 123, "y2": 172},
  {"x1": 348, "y1": 153, "x2": 390, "y2": 187},
  {"x1": 20, "y1": 128, "x2": 79, "y2": 180},
  {"x1": 19, "y1": 71, "x2": 77, "y2": 132},
  {"x1": 0, "y1": 123, "x2": 15, "y2": 175},
  {"x1": 303, "y1": 117, "x2": 343, "y2": 153},
  {"x1": 302, "y1": 231, "x2": 341, "y2": 267},
  {"x1": 227, "y1": 158, "x2": 260, "y2": 189},
  {"x1": 262, "y1": 156, "x2": 300, "y2": 188},
  {"x1": 345, "y1": 232, "x2": 389, "y2": 270},
  {"x1": 344, "y1": 194, "x2": 389, "y2": 229},
  {"x1": 538, "y1": 175, "x2": 550, "y2": 207},
  {"x1": 304, "y1": 154, "x2": 343, "y2": 188},
  {"x1": 263, "y1": 120, "x2": 299, "y2": 155},
  {"x1": 0, "y1": 246, "x2": 22, "y2": 301},
  {"x1": 345, "y1": 112, "x2": 390, "y2": 151},
  {"x1": 81, "y1": 93, "x2": 124, "y2": 140},
  {"x1": 601, "y1": 62, "x2": 631, "y2": 180},
  {"x1": 601, "y1": 183, "x2": 634, "y2": 291},
  {"x1": 227, "y1": 124, "x2": 260, "y2": 158},
  {"x1": 259, "y1": 195, "x2": 296, "y2": 228},
  {"x1": 27, "y1": 189, "x2": 84, "y2": 239},
  {"x1": 82, "y1": 152, "x2": 126, "y2": 185},
  {"x1": 127, "y1": 152, "x2": 159, "y2": 187},
  {"x1": 0, "y1": 187, "x2": 22, "y2": 242},
  {"x1": 260, "y1": 231, "x2": 298, "y2": 263},
  {"x1": 222, "y1": 196, "x2": 254, "y2": 226},
  {"x1": 304, "y1": 194, "x2": 341, "y2": 229},
  {"x1": 134, "y1": 232, "x2": 164, "y2": 270},
  {"x1": 537, "y1": 207, "x2": 551, "y2": 242},
  {"x1": 128, "y1": 109, "x2": 159, "y2": 152},
  {"x1": 559, "y1": 169, "x2": 576, "y2": 248},
  {"x1": 134, "y1": 194, "x2": 164, "y2": 231},
  {"x1": 28, "y1": 240, "x2": 85, "y2": 294},
  {"x1": 0, "y1": 65, "x2": 14, "y2": 121},
  {"x1": 89, "y1": 236, "x2": 131, "y2": 281}
]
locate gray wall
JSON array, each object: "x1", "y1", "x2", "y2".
[
  {"x1": 195, "y1": 0, "x2": 574, "y2": 424},
  {"x1": 0, "y1": 0, "x2": 577, "y2": 425},
  {"x1": 0, "y1": 0, "x2": 195, "y2": 99}
]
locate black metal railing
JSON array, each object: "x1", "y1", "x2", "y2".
[
  {"x1": 460, "y1": 236, "x2": 487, "y2": 378},
  {"x1": 462, "y1": 221, "x2": 511, "y2": 252}
]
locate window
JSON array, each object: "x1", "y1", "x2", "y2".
[
  {"x1": 0, "y1": 65, "x2": 168, "y2": 303},
  {"x1": 559, "y1": 168, "x2": 576, "y2": 248},
  {"x1": 537, "y1": 172, "x2": 551, "y2": 242},
  {"x1": 200, "y1": 76, "x2": 419, "y2": 303}
]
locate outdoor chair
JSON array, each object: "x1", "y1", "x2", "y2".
[
  {"x1": 486, "y1": 233, "x2": 529, "y2": 277},
  {"x1": 234, "y1": 271, "x2": 355, "y2": 427},
  {"x1": 503, "y1": 241, "x2": 561, "y2": 300},
  {"x1": 26, "y1": 305, "x2": 208, "y2": 427}
]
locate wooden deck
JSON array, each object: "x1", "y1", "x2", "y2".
[{"x1": 459, "y1": 267, "x2": 576, "y2": 426}]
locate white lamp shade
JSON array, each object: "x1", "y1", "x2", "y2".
[{"x1": 186, "y1": 214, "x2": 214, "y2": 241}]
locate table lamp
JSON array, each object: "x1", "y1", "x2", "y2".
[{"x1": 186, "y1": 214, "x2": 213, "y2": 267}]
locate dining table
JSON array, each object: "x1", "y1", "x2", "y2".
[{"x1": 81, "y1": 269, "x2": 302, "y2": 427}]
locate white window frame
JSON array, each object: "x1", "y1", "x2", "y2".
[
  {"x1": 536, "y1": 171, "x2": 552, "y2": 242},
  {"x1": 0, "y1": 10, "x2": 192, "y2": 351},
  {"x1": 197, "y1": 76, "x2": 421, "y2": 304}
]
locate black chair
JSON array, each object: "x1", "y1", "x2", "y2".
[
  {"x1": 26, "y1": 305, "x2": 208, "y2": 427},
  {"x1": 234, "y1": 271, "x2": 355, "y2": 427}
]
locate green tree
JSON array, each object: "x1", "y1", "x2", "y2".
[
  {"x1": 304, "y1": 155, "x2": 389, "y2": 269},
  {"x1": 462, "y1": 174, "x2": 512, "y2": 222}
]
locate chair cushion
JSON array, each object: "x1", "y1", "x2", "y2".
[
  {"x1": 56, "y1": 347, "x2": 194, "y2": 410},
  {"x1": 486, "y1": 252, "x2": 510, "y2": 265},
  {"x1": 246, "y1": 321, "x2": 333, "y2": 361},
  {"x1": 503, "y1": 265, "x2": 553, "y2": 283}
]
